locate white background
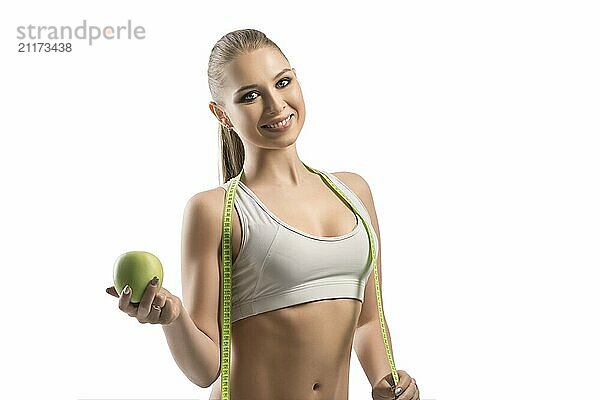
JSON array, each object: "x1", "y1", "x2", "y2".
[{"x1": 1, "y1": 1, "x2": 599, "y2": 399}]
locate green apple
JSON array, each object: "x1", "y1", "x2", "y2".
[{"x1": 113, "y1": 251, "x2": 163, "y2": 303}]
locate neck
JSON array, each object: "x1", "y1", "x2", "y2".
[{"x1": 241, "y1": 146, "x2": 316, "y2": 188}]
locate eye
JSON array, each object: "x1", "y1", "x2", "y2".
[
  {"x1": 276, "y1": 77, "x2": 292, "y2": 88},
  {"x1": 241, "y1": 92, "x2": 258, "y2": 102},
  {"x1": 241, "y1": 77, "x2": 292, "y2": 102}
]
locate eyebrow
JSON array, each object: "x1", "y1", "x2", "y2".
[{"x1": 233, "y1": 68, "x2": 293, "y2": 96}]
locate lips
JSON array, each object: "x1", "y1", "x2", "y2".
[{"x1": 261, "y1": 113, "x2": 293, "y2": 128}]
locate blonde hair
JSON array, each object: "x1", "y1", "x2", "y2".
[{"x1": 207, "y1": 28, "x2": 289, "y2": 183}]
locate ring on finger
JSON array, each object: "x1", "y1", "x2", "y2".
[{"x1": 394, "y1": 386, "x2": 403, "y2": 397}]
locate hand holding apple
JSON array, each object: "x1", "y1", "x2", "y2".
[
  {"x1": 106, "y1": 251, "x2": 182, "y2": 325},
  {"x1": 112, "y1": 251, "x2": 164, "y2": 303},
  {"x1": 106, "y1": 278, "x2": 182, "y2": 325}
]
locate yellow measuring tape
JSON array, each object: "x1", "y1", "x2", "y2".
[{"x1": 220, "y1": 163, "x2": 398, "y2": 399}]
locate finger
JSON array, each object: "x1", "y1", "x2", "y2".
[
  {"x1": 153, "y1": 292, "x2": 167, "y2": 308},
  {"x1": 160, "y1": 297, "x2": 175, "y2": 324},
  {"x1": 162, "y1": 297, "x2": 182, "y2": 325},
  {"x1": 147, "y1": 293, "x2": 167, "y2": 324},
  {"x1": 117, "y1": 285, "x2": 138, "y2": 316},
  {"x1": 137, "y1": 276, "x2": 160, "y2": 321},
  {"x1": 397, "y1": 380, "x2": 417, "y2": 400},
  {"x1": 411, "y1": 385, "x2": 419, "y2": 400},
  {"x1": 147, "y1": 303, "x2": 162, "y2": 324},
  {"x1": 106, "y1": 286, "x2": 119, "y2": 297},
  {"x1": 157, "y1": 287, "x2": 179, "y2": 322},
  {"x1": 372, "y1": 370, "x2": 411, "y2": 400},
  {"x1": 409, "y1": 379, "x2": 419, "y2": 400},
  {"x1": 393, "y1": 371, "x2": 412, "y2": 398}
]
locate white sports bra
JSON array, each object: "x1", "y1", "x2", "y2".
[{"x1": 219, "y1": 169, "x2": 378, "y2": 324}]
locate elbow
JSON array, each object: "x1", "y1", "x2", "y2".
[
  {"x1": 194, "y1": 359, "x2": 220, "y2": 389},
  {"x1": 176, "y1": 353, "x2": 220, "y2": 388},
  {"x1": 188, "y1": 341, "x2": 222, "y2": 388},
  {"x1": 187, "y1": 372, "x2": 215, "y2": 389},
  {"x1": 195, "y1": 380, "x2": 213, "y2": 390}
]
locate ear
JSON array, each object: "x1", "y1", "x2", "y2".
[{"x1": 208, "y1": 101, "x2": 228, "y2": 123}]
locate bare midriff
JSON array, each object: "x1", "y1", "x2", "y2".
[{"x1": 209, "y1": 298, "x2": 362, "y2": 400}]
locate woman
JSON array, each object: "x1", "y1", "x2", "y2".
[{"x1": 106, "y1": 28, "x2": 419, "y2": 400}]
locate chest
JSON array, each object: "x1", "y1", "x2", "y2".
[{"x1": 246, "y1": 183, "x2": 358, "y2": 238}]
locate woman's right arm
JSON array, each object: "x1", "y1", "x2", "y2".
[{"x1": 162, "y1": 190, "x2": 224, "y2": 388}]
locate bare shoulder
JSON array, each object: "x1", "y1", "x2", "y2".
[
  {"x1": 185, "y1": 186, "x2": 226, "y2": 216},
  {"x1": 331, "y1": 171, "x2": 372, "y2": 204},
  {"x1": 182, "y1": 186, "x2": 228, "y2": 243}
]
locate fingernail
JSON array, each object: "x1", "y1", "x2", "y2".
[
  {"x1": 151, "y1": 276, "x2": 158, "y2": 286},
  {"x1": 395, "y1": 387, "x2": 403, "y2": 396},
  {"x1": 123, "y1": 285, "x2": 131, "y2": 295}
]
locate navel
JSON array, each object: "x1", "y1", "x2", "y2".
[{"x1": 312, "y1": 381, "x2": 321, "y2": 391}]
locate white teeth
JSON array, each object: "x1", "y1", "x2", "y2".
[{"x1": 265, "y1": 114, "x2": 291, "y2": 128}]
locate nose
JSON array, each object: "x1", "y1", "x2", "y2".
[{"x1": 263, "y1": 90, "x2": 286, "y2": 115}]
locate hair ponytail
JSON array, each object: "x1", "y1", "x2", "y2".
[{"x1": 218, "y1": 124, "x2": 245, "y2": 183}]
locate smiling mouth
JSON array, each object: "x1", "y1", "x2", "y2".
[{"x1": 261, "y1": 113, "x2": 293, "y2": 129}]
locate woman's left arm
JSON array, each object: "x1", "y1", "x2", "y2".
[{"x1": 332, "y1": 172, "x2": 418, "y2": 399}]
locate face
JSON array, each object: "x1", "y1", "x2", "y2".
[{"x1": 209, "y1": 47, "x2": 306, "y2": 149}]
